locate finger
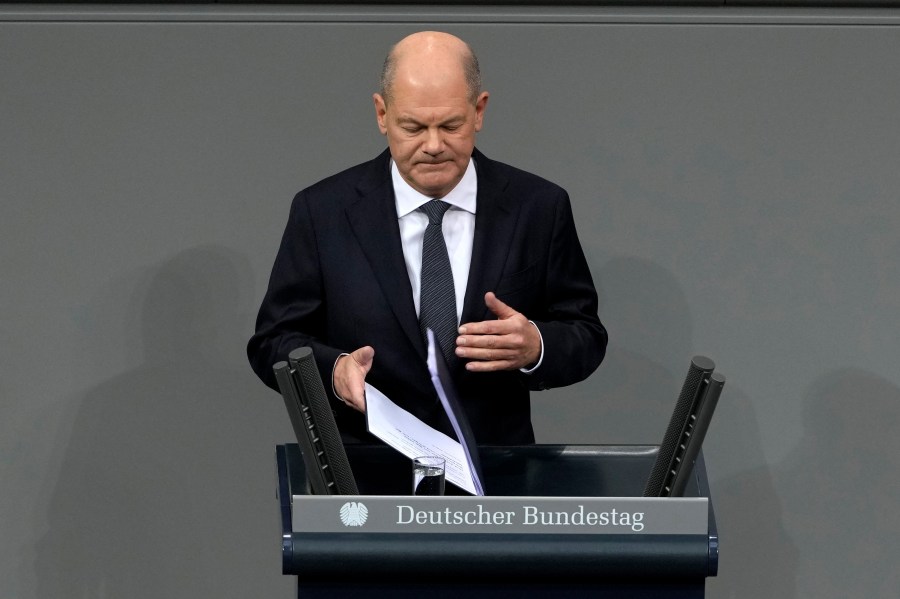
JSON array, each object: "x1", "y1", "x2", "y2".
[
  {"x1": 457, "y1": 331, "x2": 527, "y2": 350},
  {"x1": 348, "y1": 385, "x2": 367, "y2": 413},
  {"x1": 457, "y1": 344, "x2": 521, "y2": 360},
  {"x1": 458, "y1": 317, "x2": 519, "y2": 336},
  {"x1": 465, "y1": 358, "x2": 520, "y2": 372},
  {"x1": 335, "y1": 347, "x2": 374, "y2": 411},
  {"x1": 341, "y1": 374, "x2": 367, "y2": 412},
  {"x1": 352, "y1": 345, "x2": 375, "y2": 372},
  {"x1": 484, "y1": 291, "x2": 519, "y2": 320},
  {"x1": 458, "y1": 314, "x2": 529, "y2": 343}
]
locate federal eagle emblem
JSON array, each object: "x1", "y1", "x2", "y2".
[{"x1": 339, "y1": 501, "x2": 369, "y2": 527}]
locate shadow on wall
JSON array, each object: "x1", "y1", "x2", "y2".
[
  {"x1": 591, "y1": 255, "x2": 697, "y2": 444},
  {"x1": 779, "y1": 370, "x2": 900, "y2": 598},
  {"x1": 711, "y1": 369, "x2": 900, "y2": 599},
  {"x1": 587, "y1": 257, "x2": 801, "y2": 597},
  {"x1": 705, "y1": 384, "x2": 799, "y2": 599},
  {"x1": 536, "y1": 255, "x2": 697, "y2": 444},
  {"x1": 35, "y1": 246, "x2": 291, "y2": 598}
]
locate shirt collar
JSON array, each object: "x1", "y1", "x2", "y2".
[{"x1": 393, "y1": 158, "x2": 477, "y2": 218}]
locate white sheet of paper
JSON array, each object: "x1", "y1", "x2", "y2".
[
  {"x1": 365, "y1": 383, "x2": 478, "y2": 495},
  {"x1": 425, "y1": 331, "x2": 485, "y2": 496}
]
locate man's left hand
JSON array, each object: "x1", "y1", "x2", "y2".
[{"x1": 456, "y1": 292, "x2": 541, "y2": 372}]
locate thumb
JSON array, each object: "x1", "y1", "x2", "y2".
[
  {"x1": 351, "y1": 345, "x2": 375, "y2": 372},
  {"x1": 484, "y1": 291, "x2": 518, "y2": 320}
]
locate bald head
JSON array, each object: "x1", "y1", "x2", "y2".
[
  {"x1": 379, "y1": 31, "x2": 482, "y2": 106},
  {"x1": 373, "y1": 31, "x2": 488, "y2": 198}
]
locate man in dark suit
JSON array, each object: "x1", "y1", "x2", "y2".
[{"x1": 248, "y1": 31, "x2": 606, "y2": 444}]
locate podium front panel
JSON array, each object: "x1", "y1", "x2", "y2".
[{"x1": 276, "y1": 444, "x2": 718, "y2": 597}]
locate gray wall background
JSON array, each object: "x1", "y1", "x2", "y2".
[{"x1": 3, "y1": 5, "x2": 899, "y2": 598}]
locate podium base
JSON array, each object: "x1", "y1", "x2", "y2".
[{"x1": 297, "y1": 581, "x2": 705, "y2": 598}]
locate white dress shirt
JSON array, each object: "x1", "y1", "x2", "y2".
[
  {"x1": 392, "y1": 159, "x2": 477, "y2": 324},
  {"x1": 392, "y1": 158, "x2": 544, "y2": 373}
]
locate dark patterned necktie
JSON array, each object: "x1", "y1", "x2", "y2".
[{"x1": 418, "y1": 200, "x2": 458, "y2": 368}]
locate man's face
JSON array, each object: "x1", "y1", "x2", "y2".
[{"x1": 374, "y1": 73, "x2": 488, "y2": 199}]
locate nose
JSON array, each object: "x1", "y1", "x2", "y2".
[{"x1": 422, "y1": 127, "x2": 443, "y2": 156}]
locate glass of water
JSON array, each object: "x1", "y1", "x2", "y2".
[{"x1": 412, "y1": 456, "x2": 445, "y2": 496}]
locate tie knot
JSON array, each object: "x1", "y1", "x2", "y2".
[{"x1": 419, "y1": 200, "x2": 452, "y2": 225}]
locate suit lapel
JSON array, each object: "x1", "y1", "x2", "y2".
[
  {"x1": 345, "y1": 151, "x2": 426, "y2": 357},
  {"x1": 461, "y1": 150, "x2": 520, "y2": 325},
  {"x1": 345, "y1": 149, "x2": 521, "y2": 354}
]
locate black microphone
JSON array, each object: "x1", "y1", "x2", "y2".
[
  {"x1": 273, "y1": 347, "x2": 358, "y2": 495},
  {"x1": 644, "y1": 356, "x2": 716, "y2": 497}
]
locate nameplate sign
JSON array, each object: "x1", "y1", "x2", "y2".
[{"x1": 291, "y1": 495, "x2": 708, "y2": 535}]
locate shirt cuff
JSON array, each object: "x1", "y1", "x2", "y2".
[
  {"x1": 519, "y1": 320, "x2": 544, "y2": 374},
  {"x1": 332, "y1": 353, "x2": 351, "y2": 405}
]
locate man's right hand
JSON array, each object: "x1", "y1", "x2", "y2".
[{"x1": 333, "y1": 346, "x2": 374, "y2": 412}]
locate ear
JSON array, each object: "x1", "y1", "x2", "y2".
[
  {"x1": 473, "y1": 91, "x2": 489, "y2": 132},
  {"x1": 373, "y1": 93, "x2": 388, "y2": 135}
]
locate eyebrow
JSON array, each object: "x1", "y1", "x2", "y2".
[{"x1": 395, "y1": 115, "x2": 465, "y2": 126}]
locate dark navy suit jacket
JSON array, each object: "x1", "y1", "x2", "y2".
[{"x1": 248, "y1": 148, "x2": 607, "y2": 444}]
